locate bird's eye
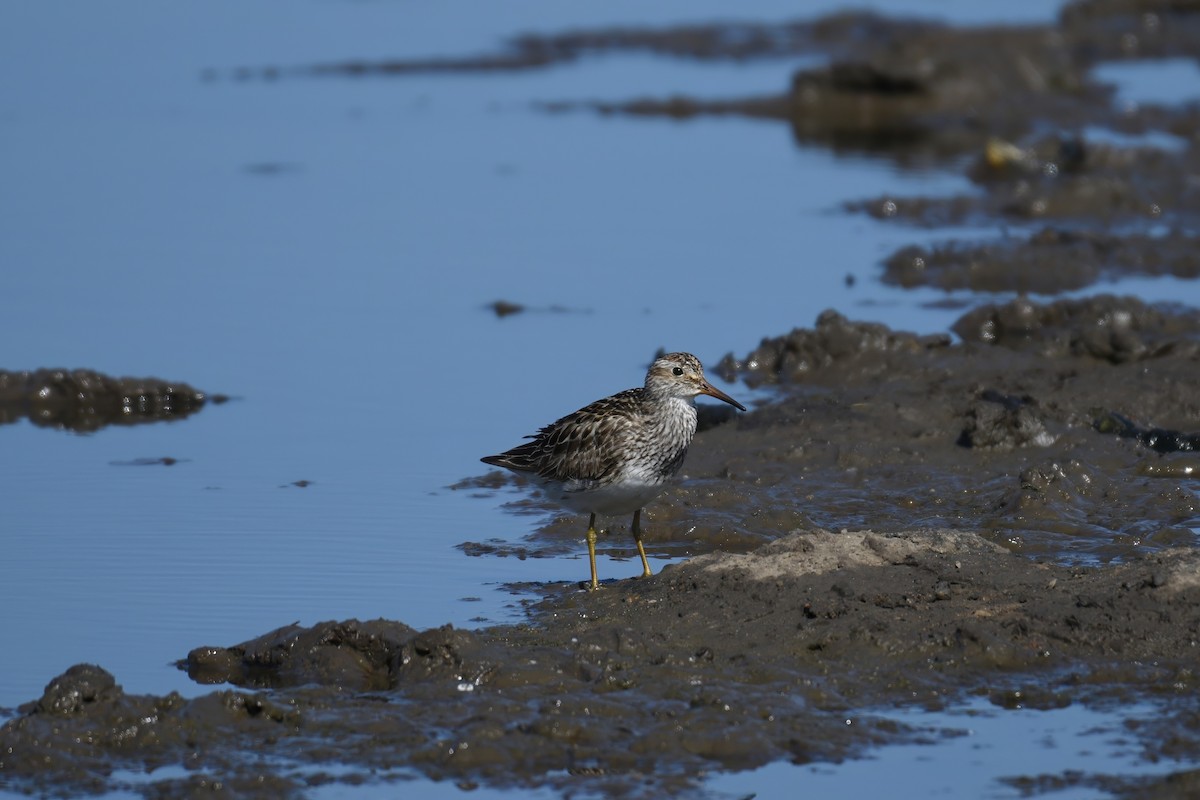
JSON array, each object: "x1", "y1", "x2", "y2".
[{"x1": 672, "y1": 366, "x2": 684, "y2": 376}]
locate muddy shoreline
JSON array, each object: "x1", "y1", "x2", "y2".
[
  {"x1": 3, "y1": 295, "x2": 1198, "y2": 798},
  {"x1": 5, "y1": 0, "x2": 1200, "y2": 797}
]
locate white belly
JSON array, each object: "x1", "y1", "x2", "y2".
[{"x1": 543, "y1": 474, "x2": 669, "y2": 517}]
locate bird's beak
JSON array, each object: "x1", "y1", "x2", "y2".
[{"x1": 699, "y1": 381, "x2": 746, "y2": 411}]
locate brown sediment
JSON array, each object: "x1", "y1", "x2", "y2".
[{"x1": 0, "y1": 368, "x2": 217, "y2": 433}]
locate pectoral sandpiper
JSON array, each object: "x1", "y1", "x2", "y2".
[{"x1": 481, "y1": 352, "x2": 745, "y2": 589}]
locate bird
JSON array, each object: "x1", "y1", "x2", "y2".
[{"x1": 481, "y1": 352, "x2": 745, "y2": 590}]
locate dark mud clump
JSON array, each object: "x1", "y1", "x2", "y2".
[
  {"x1": 0, "y1": 368, "x2": 218, "y2": 432},
  {"x1": 713, "y1": 308, "x2": 953, "y2": 387}
]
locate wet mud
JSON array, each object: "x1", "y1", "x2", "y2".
[
  {"x1": 4, "y1": 528, "x2": 1200, "y2": 797},
  {"x1": 6, "y1": 1, "x2": 1200, "y2": 797},
  {"x1": 4, "y1": 296, "x2": 1199, "y2": 798},
  {"x1": 0, "y1": 369, "x2": 217, "y2": 433},
  {"x1": 882, "y1": 228, "x2": 1200, "y2": 294}
]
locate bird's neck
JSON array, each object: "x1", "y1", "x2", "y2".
[{"x1": 648, "y1": 395, "x2": 698, "y2": 444}]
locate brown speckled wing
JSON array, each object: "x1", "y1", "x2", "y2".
[{"x1": 482, "y1": 388, "x2": 646, "y2": 483}]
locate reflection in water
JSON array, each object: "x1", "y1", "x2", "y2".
[{"x1": 0, "y1": 368, "x2": 220, "y2": 433}]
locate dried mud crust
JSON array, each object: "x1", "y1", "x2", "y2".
[{"x1": 3, "y1": 530, "x2": 1200, "y2": 797}]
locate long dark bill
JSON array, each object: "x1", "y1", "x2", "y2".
[{"x1": 699, "y1": 381, "x2": 746, "y2": 412}]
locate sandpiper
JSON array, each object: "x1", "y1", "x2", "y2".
[{"x1": 481, "y1": 352, "x2": 745, "y2": 589}]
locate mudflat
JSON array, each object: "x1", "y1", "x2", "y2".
[
  {"x1": 3, "y1": 294, "x2": 1198, "y2": 797},
  {"x1": 4, "y1": 0, "x2": 1200, "y2": 796}
]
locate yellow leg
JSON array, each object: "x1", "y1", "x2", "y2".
[
  {"x1": 632, "y1": 508, "x2": 653, "y2": 578},
  {"x1": 586, "y1": 513, "x2": 600, "y2": 590}
]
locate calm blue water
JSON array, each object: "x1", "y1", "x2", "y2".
[
  {"x1": 1093, "y1": 57, "x2": 1200, "y2": 108},
  {"x1": 705, "y1": 696, "x2": 1184, "y2": 799},
  {"x1": 2, "y1": 1, "x2": 1197, "y2": 797}
]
